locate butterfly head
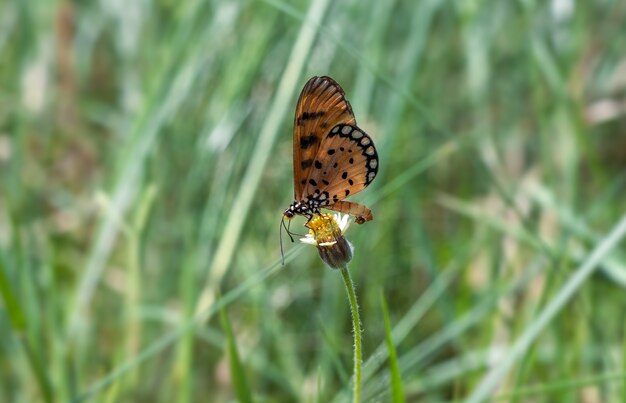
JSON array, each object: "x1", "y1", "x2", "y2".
[{"x1": 283, "y1": 207, "x2": 295, "y2": 220}]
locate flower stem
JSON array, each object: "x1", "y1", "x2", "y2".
[{"x1": 340, "y1": 266, "x2": 362, "y2": 403}]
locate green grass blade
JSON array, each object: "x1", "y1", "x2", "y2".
[
  {"x1": 380, "y1": 292, "x2": 405, "y2": 403},
  {"x1": 219, "y1": 300, "x2": 253, "y2": 403},
  {"x1": 0, "y1": 252, "x2": 26, "y2": 331},
  {"x1": 0, "y1": 251, "x2": 53, "y2": 403}
]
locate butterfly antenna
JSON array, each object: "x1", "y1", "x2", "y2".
[
  {"x1": 280, "y1": 216, "x2": 296, "y2": 265},
  {"x1": 279, "y1": 217, "x2": 285, "y2": 265}
]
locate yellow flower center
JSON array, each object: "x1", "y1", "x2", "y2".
[{"x1": 308, "y1": 214, "x2": 342, "y2": 246}]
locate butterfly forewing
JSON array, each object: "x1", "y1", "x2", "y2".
[{"x1": 293, "y1": 76, "x2": 356, "y2": 200}]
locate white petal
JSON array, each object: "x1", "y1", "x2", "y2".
[
  {"x1": 299, "y1": 235, "x2": 317, "y2": 245},
  {"x1": 335, "y1": 213, "x2": 350, "y2": 232}
]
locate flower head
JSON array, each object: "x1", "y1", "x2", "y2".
[{"x1": 300, "y1": 213, "x2": 353, "y2": 269}]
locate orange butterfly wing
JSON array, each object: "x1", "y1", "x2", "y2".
[
  {"x1": 306, "y1": 124, "x2": 378, "y2": 222},
  {"x1": 290, "y1": 76, "x2": 379, "y2": 223},
  {"x1": 293, "y1": 76, "x2": 356, "y2": 200}
]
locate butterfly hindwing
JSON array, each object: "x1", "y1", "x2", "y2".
[
  {"x1": 301, "y1": 124, "x2": 378, "y2": 205},
  {"x1": 293, "y1": 76, "x2": 356, "y2": 200}
]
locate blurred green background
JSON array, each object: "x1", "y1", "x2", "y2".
[{"x1": 2, "y1": 0, "x2": 626, "y2": 401}]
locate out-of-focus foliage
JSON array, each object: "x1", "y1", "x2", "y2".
[{"x1": 1, "y1": 0, "x2": 626, "y2": 401}]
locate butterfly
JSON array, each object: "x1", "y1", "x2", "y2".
[{"x1": 282, "y1": 76, "x2": 379, "y2": 228}]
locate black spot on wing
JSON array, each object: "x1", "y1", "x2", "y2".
[
  {"x1": 297, "y1": 111, "x2": 325, "y2": 126},
  {"x1": 300, "y1": 134, "x2": 318, "y2": 149}
]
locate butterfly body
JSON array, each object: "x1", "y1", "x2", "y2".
[{"x1": 284, "y1": 77, "x2": 379, "y2": 225}]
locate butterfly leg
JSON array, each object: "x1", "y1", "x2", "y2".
[
  {"x1": 304, "y1": 213, "x2": 314, "y2": 229},
  {"x1": 303, "y1": 205, "x2": 326, "y2": 228},
  {"x1": 326, "y1": 201, "x2": 373, "y2": 224}
]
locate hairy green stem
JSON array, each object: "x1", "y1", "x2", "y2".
[{"x1": 340, "y1": 266, "x2": 362, "y2": 403}]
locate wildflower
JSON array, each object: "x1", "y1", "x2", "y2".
[
  {"x1": 299, "y1": 213, "x2": 363, "y2": 401},
  {"x1": 300, "y1": 213, "x2": 353, "y2": 269}
]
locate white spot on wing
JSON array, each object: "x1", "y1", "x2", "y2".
[
  {"x1": 351, "y1": 130, "x2": 363, "y2": 139},
  {"x1": 360, "y1": 137, "x2": 370, "y2": 146},
  {"x1": 365, "y1": 146, "x2": 375, "y2": 155},
  {"x1": 341, "y1": 126, "x2": 352, "y2": 135},
  {"x1": 332, "y1": 126, "x2": 340, "y2": 133},
  {"x1": 369, "y1": 159, "x2": 378, "y2": 168}
]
